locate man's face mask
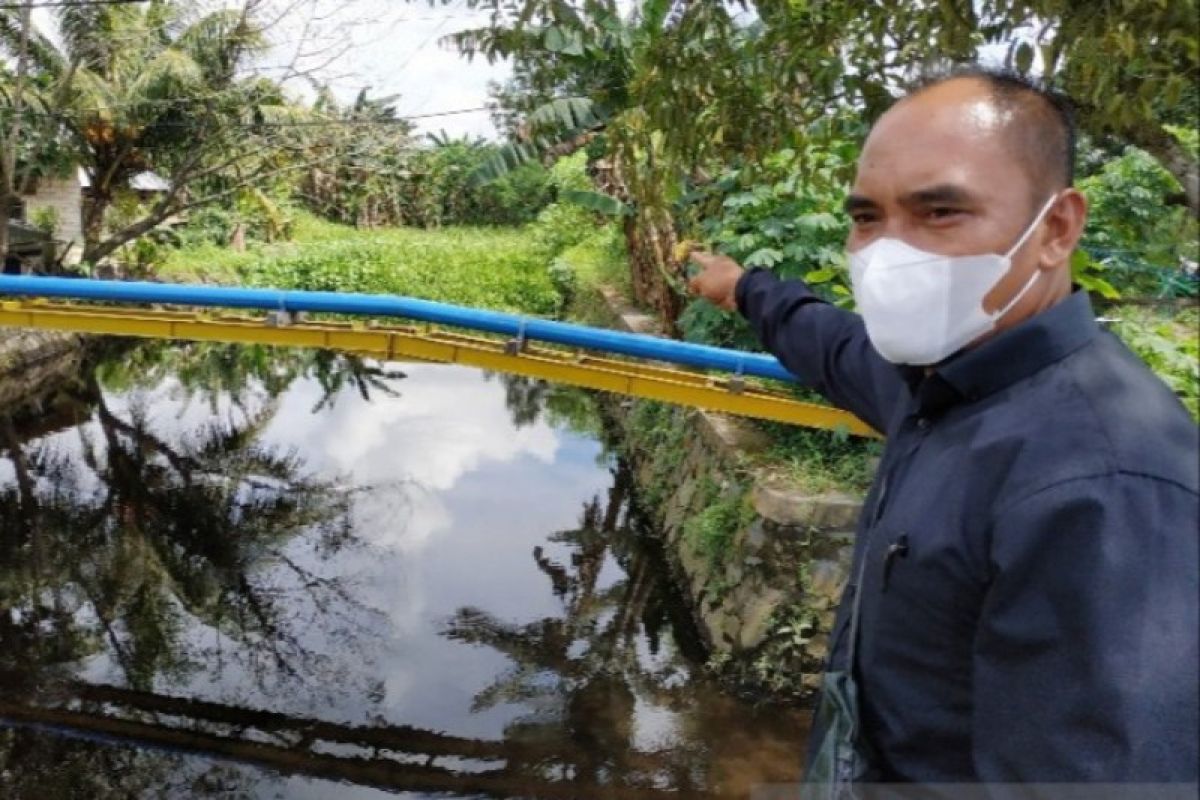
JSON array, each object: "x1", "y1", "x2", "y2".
[{"x1": 848, "y1": 194, "x2": 1059, "y2": 366}]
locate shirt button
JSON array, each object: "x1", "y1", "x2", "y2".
[{"x1": 916, "y1": 417, "x2": 931, "y2": 430}]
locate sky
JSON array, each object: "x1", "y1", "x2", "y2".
[
  {"x1": 27, "y1": 0, "x2": 1028, "y2": 145},
  {"x1": 256, "y1": 0, "x2": 641, "y2": 141},
  {"x1": 259, "y1": 0, "x2": 516, "y2": 141},
  {"x1": 25, "y1": 0, "x2": 514, "y2": 141}
]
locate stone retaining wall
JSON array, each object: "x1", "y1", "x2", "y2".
[
  {"x1": 594, "y1": 288, "x2": 866, "y2": 698},
  {"x1": 0, "y1": 329, "x2": 86, "y2": 409}
]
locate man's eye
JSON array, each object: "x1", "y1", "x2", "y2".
[
  {"x1": 851, "y1": 213, "x2": 877, "y2": 225},
  {"x1": 927, "y1": 207, "x2": 963, "y2": 220}
]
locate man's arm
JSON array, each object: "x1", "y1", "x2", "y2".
[
  {"x1": 688, "y1": 252, "x2": 903, "y2": 432},
  {"x1": 735, "y1": 268, "x2": 906, "y2": 431},
  {"x1": 972, "y1": 473, "x2": 1200, "y2": 781},
  {"x1": 686, "y1": 250, "x2": 902, "y2": 434}
]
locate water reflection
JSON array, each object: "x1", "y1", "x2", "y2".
[
  {"x1": 0, "y1": 349, "x2": 375, "y2": 696},
  {"x1": 0, "y1": 341, "x2": 807, "y2": 798},
  {"x1": 444, "y1": 465, "x2": 708, "y2": 791}
]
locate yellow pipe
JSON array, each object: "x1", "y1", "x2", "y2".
[{"x1": 0, "y1": 300, "x2": 879, "y2": 437}]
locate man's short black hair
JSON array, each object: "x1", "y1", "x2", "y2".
[{"x1": 909, "y1": 64, "x2": 1077, "y2": 196}]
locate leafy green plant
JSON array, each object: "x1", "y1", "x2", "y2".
[
  {"x1": 523, "y1": 154, "x2": 602, "y2": 262},
  {"x1": 1111, "y1": 306, "x2": 1200, "y2": 422},
  {"x1": 748, "y1": 603, "x2": 825, "y2": 699},
  {"x1": 28, "y1": 206, "x2": 59, "y2": 237},
  {"x1": 683, "y1": 482, "x2": 754, "y2": 569},
  {"x1": 394, "y1": 140, "x2": 554, "y2": 228},
  {"x1": 176, "y1": 206, "x2": 237, "y2": 249},
  {"x1": 755, "y1": 420, "x2": 882, "y2": 495},
  {"x1": 163, "y1": 211, "x2": 568, "y2": 316},
  {"x1": 528, "y1": 201, "x2": 596, "y2": 262},
  {"x1": 677, "y1": 132, "x2": 861, "y2": 349},
  {"x1": 1079, "y1": 145, "x2": 1199, "y2": 299},
  {"x1": 238, "y1": 230, "x2": 562, "y2": 315}
]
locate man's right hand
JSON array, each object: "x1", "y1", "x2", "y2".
[{"x1": 686, "y1": 250, "x2": 745, "y2": 312}]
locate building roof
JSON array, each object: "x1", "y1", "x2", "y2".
[{"x1": 76, "y1": 167, "x2": 170, "y2": 192}]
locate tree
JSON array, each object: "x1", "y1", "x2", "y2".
[
  {"x1": 297, "y1": 87, "x2": 416, "y2": 228},
  {"x1": 440, "y1": 1, "x2": 735, "y2": 329},
  {"x1": 0, "y1": 1, "x2": 73, "y2": 257},
  {"x1": 0, "y1": 1, "x2": 32, "y2": 258},
  {"x1": 747, "y1": 0, "x2": 1200, "y2": 214},
  {"x1": 0, "y1": 1, "x2": 319, "y2": 266},
  {"x1": 427, "y1": 0, "x2": 1197, "y2": 330}
]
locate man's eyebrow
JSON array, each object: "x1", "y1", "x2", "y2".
[
  {"x1": 843, "y1": 194, "x2": 877, "y2": 214},
  {"x1": 902, "y1": 184, "x2": 977, "y2": 206}
]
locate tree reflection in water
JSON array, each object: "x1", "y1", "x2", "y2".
[
  {"x1": 443, "y1": 447, "x2": 717, "y2": 793},
  {"x1": 0, "y1": 341, "x2": 411, "y2": 796},
  {"x1": 0, "y1": 350, "x2": 802, "y2": 799},
  {"x1": 0, "y1": 341, "x2": 395, "y2": 695}
]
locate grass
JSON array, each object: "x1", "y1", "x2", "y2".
[
  {"x1": 683, "y1": 481, "x2": 755, "y2": 569},
  {"x1": 550, "y1": 224, "x2": 632, "y2": 326},
  {"x1": 752, "y1": 420, "x2": 882, "y2": 495},
  {"x1": 160, "y1": 212, "x2": 563, "y2": 316},
  {"x1": 554, "y1": 225, "x2": 630, "y2": 293}
]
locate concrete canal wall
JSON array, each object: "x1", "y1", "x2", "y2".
[{"x1": 595, "y1": 288, "x2": 867, "y2": 700}]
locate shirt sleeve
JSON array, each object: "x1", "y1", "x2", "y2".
[
  {"x1": 735, "y1": 268, "x2": 903, "y2": 432},
  {"x1": 972, "y1": 472, "x2": 1200, "y2": 781}
]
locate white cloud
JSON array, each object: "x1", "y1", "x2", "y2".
[
  {"x1": 258, "y1": 0, "x2": 512, "y2": 140},
  {"x1": 260, "y1": 362, "x2": 561, "y2": 552}
]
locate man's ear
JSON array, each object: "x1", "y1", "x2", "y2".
[{"x1": 1038, "y1": 188, "x2": 1088, "y2": 271}]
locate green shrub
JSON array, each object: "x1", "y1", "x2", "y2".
[
  {"x1": 176, "y1": 206, "x2": 238, "y2": 249},
  {"x1": 237, "y1": 225, "x2": 562, "y2": 315},
  {"x1": 684, "y1": 484, "x2": 754, "y2": 569},
  {"x1": 676, "y1": 132, "x2": 861, "y2": 349},
  {"x1": 1077, "y1": 143, "x2": 1198, "y2": 299},
  {"x1": 528, "y1": 201, "x2": 596, "y2": 261},
  {"x1": 396, "y1": 143, "x2": 554, "y2": 227},
  {"x1": 526, "y1": 153, "x2": 601, "y2": 260},
  {"x1": 1111, "y1": 305, "x2": 1200, "y2": 421},
  {"x1": 29, "y1": 206, "x2": 60, "y2": 237},
  {"x1": 755, "y1": 420, "x2": 882, "y2": 495}
]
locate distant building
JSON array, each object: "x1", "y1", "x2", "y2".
[{"x1": 8, "y1": 167, "x2": 171, "y2": 267}]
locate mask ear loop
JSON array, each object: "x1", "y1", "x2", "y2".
[
  {"x1": 1004, "y1": 193, "x2": 1060, "y2": 259},
  {"x1": 993, "y1": 264, "x2": 1045, "y2": 320},
  {"x1": 993, "y1": 193, "x2": 1061, "y2": 320}
]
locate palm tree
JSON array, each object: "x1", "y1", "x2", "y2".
[
  {"x1": 0, "y1": 1, "x2": 300, "y2": 266},
  {"x1": 0, "y1": 2, "x2": 76, "y2": 257}
]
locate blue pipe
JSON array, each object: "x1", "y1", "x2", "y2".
[{"x1": 0, "y1": 275, "x2": 799, "y2": 383}]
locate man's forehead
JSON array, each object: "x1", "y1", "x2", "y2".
[
  {"x1": 874, "y1": 78, "x2": 1013, "y2": 140},
  {"x1": 855, "y1": 80, "x2": 1019, "y2": 196}
]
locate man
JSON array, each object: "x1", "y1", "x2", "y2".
[{"x1": 689, "y1": 67, "x2": 1199, "y2": 787}]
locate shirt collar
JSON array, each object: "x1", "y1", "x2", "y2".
[{"x1": 900, "y1": 290, "x2": 1100, "y2": 417}]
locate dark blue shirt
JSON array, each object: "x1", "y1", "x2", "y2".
[{"x1": 736, "y1": 269, "x2": 1199, "y2": 782}]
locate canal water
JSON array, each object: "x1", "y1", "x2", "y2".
[{"x1": 0, "y1": 341, "x2": 809, "y2": 799}]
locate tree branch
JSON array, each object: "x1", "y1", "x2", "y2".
[{"x1": 86, "y1": 147, "x2": 360, "y2": 264}]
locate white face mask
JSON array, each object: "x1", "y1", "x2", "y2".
[{"x1": 848, "y1": 195, "x2": 1058, "y2": 366}]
